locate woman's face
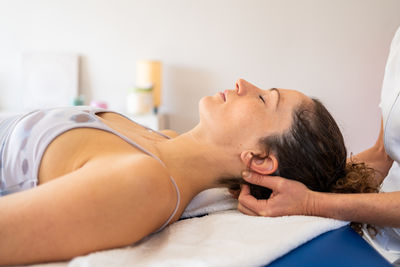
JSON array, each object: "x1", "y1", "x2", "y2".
[{"x1": 199, "y1": 79, "x2": 311, "y2": 150}]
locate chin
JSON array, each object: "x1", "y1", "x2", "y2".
[
  {"x1": 198, "y1": 96, "x2": 211, "y2": 114},
  {"x1": 198, "y1": 96, "x2": 217, "y2": 125}
]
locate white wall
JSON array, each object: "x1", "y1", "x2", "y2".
[{"x1": 1, "y1": 0, "x2": 400, "y2": 154}]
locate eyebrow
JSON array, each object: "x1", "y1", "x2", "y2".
[{"x1": 269, "y1": 88, "x2": 281, "y2": 109}]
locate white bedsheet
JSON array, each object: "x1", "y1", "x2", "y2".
[{"x1": 30, "y1": 188, "x2": 348, "y2": 267}]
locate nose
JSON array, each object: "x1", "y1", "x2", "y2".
[{"x1": 235, "y1": 78, "x2": 255, "y2": 96}]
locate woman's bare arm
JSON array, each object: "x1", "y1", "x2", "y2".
[
  {"x1": 315, "y1": 190, "x2": 400, "y2": 227},
  {"x1": 351, "y1": 118, "x2": 394, "y2": 184},
  {"x1": 0, "y1": 154, "x2": 176, "y2": 265}
]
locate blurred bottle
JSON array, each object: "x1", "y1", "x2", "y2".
[
  {"x1": 72, "y1": 95, "x2": 85, "y2": 106},
  {"x1": 126, "y1": 85, "x2": 153, "y2": 115}
]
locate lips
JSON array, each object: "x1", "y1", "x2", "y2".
[{"x1": 220, "y1": 92, "x2": 226, "y2": 102}]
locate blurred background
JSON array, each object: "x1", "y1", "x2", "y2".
[{"x1": 1, "y1": 0, "x2": 400, "y2": 154}]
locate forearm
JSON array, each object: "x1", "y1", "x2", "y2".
[
  {"x1": 352, "y1": 147, "x2": 393, "y2": 184},
  {"x1": 313, "y1": 190, "x2": 400, "y2": 227},
  {"x1": 351, "y1": 118, "x2": 393, "y2": 183}
]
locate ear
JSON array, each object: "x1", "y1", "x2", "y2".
[{"x1": 240, "y1": 151, "x2": 278, "y2": 175}]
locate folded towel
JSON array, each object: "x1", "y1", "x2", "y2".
[
  {"x1": 181, "y1": 188, "x2": 237, "y2": 218},
  {"x1": 29, "y1": 189, "x2": 348, "y2": 267}
]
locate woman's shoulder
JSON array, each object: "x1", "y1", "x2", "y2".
[
  {"x1": 90, "y1": 153, "x2": 176, "y2": 197},
  {"x1": 108, "y1": 154, "x2": 179, "y2": 221},
  {"x1": 159, "y1": 129, "x2": 179, "y2": 138},
  {"x1": 125, "y1": 154, "x2": 171, "y2": 183}
]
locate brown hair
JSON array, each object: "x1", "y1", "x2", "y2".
[{"x1": 219, "y1": 98, "x2": 379, "y2": 235}]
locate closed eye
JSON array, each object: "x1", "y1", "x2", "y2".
[{"x1": 259, "y1": 95, "x2": 265, "y2": 103}]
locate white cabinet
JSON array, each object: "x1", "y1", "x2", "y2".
[{"x1": 128, "y1": 113, "x2": 168, "y2": 131}]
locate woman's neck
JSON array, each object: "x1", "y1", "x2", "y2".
[{"x1": 154, "y1": 126, "x2": 243, "y2": 201}]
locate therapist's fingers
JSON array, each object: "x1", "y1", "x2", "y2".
[
  {"x1": 237, "y1": 185, "x2": 257, "y2": 215},
  {"x1": 240, "y1": 172, "x2": 316, "y2": 217},
  {"x1": 242, "y1": 171, "x2": 283, "y2": 191},
  {"x1": 240, "y1": 183, "x2": 251, "y2": 195},
  {"x1": 238, "y1": 202, "x2": 258, "y2": 216},
  {"x1": 238, "y1": 184, "x2": 270, "y2": 216}
]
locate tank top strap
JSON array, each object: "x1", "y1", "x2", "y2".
[
  {"x1": 90, "y1": 108, "x2": 172, "y2": 139},
  {"x1": 89, "y1": 108, "x2": 181, "y2": 232}
]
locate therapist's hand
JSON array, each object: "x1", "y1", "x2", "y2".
[{"x1": 238, "y1": 171, "x2": 316, "y2": 217}]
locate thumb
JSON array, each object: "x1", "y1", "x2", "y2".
[{"x1": 242, "y1": 171, "x2": 282, "y2": 190}]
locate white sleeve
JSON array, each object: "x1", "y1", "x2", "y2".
[{"x1": 379, "y1": 26, "x2": 400, "y2": 110}]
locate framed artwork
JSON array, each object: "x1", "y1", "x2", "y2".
[{"x1": 22, "y1": 52, "x2": 79, "y2": 110}]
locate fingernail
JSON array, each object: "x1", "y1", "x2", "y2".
[{"x1": 242, "y1": 171, "x2": 250, "y2": 178}]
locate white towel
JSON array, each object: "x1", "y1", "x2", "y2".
[
  {"x1": 181, "y1": 188, "x2": 238, "y2": 218},
  {"x1": 30, "y1": 189, "x2": 348, "y2": 267}
]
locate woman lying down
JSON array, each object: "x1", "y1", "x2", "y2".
[{"x1": 0, "y1": 79, "x2": 377, "y2": 265}]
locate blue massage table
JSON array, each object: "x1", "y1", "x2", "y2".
[{"x1": 267, "y1": 225, "x2": 392, "y2": 267}]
